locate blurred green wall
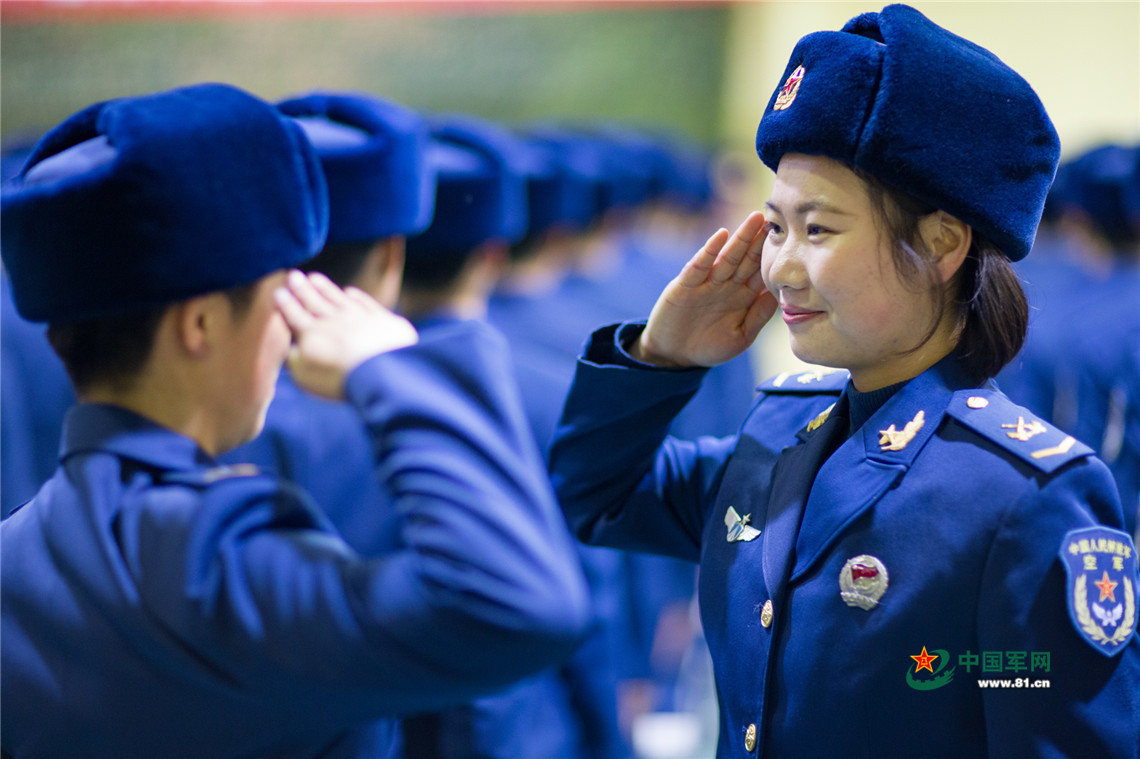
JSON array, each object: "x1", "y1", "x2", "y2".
[{"x1": 1, "y1": 5, "x2": 731, "y2": 146}]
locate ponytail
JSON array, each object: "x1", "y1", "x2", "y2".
[{"x1": 953, "y1": 236, "x2": 1028, "y2": 383}]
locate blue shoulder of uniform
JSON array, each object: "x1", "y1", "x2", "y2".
[
  {"x1": 757, "y1": 368, "x2": 849, "y2": 395},
  {"x1": 159, "y1": 463, "x2": 264, "y2": 488},
  {"x1": 945, "y1": 389, "x2": 1094, "y2": 474}
]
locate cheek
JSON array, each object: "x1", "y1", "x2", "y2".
[
  {"x1": 263, "y1": 315, "x2": 292, "y2": 374},
  {"x1": 249, "y1": 311, "x2": 290, "y2": 382}
]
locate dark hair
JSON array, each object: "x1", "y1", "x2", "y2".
[
  {"x1": 508, "y1": 232, "x2": 545, "y2": 264},
  {"x1": 47, "y1": 282, "x2": 260, "y2": 394},
  {"x1": 301, "y1": 240, "x2": 375, "y2": 289},
  {"x1": 855, "y1": 169, "x2": 1028, "y2": 384},
  {"x1": 400, "y1": 246, "x2": 472, "y2": 290}
]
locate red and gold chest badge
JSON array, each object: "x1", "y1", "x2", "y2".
[
  {"x1": 1060, "y1": 526, "x2": 1136, "y2": 656},
  {"x1": 773, "y1": 65, "x2": 805, "y2": 111}
]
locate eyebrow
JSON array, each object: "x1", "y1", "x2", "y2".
[{"x1": 765, "y1": 200, "x2": 856, "y2": 217}]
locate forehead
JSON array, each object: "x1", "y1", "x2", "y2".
[{"x1": 766, "y1": 153, "x2": 871, "y2": 215}]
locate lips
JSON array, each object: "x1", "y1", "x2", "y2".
[{"x1": 780, "y1": 304, "x2": 823, "y2": 325}]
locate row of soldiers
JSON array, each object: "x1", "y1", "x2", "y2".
[{"x1": 0, "y1": 87, "x2": 753, "y2": 758}]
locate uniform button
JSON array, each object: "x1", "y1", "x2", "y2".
[
  {"x1": 760, "y1": 600, "x2": 773, "y2": 628},
  {"x1": 745, "y1": 722, "x2": 757, "y2": 751}
]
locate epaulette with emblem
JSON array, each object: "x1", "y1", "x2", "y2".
[
  {"x1": 757, "y1": 367, "x2": 849, "y2": 395},
  {"x1": 159, "y1": 463, "x2": 263, "y2": 488},
  {"x1": 945, "y1": 390, "x2": 1093, "y2": 474}
]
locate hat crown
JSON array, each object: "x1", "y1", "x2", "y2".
[
  {"x1": 406, "y1": 114, "x2": 528, "y2": 257},
  {"x1": 755, "y1": 3, "x2": 1060, "y2": 260},
  {"x1": 277, "y1": 91, "x2": 434, "y2": 245},
  {"x1": 1, "y1": 83, "x2": 329, "y2": 322}
]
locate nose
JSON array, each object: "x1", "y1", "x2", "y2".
[{"x1": 763, "y1": 235, "x2": 807, "y2": 293}]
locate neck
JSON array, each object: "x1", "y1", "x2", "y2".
[
  {"x1": 849, "y1": 341, "x2": 955, "y2": 393},
  {"x1": 497, "y1": 251, "x2": 568, "y2": 297},
  {"x1": 81, "y1": 376, "x2": 221, "y2": 456},
  {"x1": 400, "y1": 247, "x2": 503, "y2": 322},
  {"x1": 399, "y1": 287, "x2": 489, "y2": 322}
]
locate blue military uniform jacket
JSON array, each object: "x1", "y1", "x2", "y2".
[
  {"x1": 220, "y1": 368, "x2": 399, "y2": 558},
  {"x1": 401, "y1": 313, "x2": 627, "y2": 759},
  {"x1": 1, "y1": 321, "x2": 589, "y2": 759},
  {"x1": 1, "y1": 273, "x2": 75, "y2": 518},
  {"x1": 549, "y1": 323, "x2": 1140, "y2": 759}
]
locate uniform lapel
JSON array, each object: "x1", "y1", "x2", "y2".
[
  {"x1": 761, "y1": 398, "x2": 849, "y2": 602},
  {"x1": 790, "y1": 365, "x2": 956, "y2": 580}
]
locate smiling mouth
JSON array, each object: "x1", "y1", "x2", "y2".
[{"x1": 780, "y1": 306, "x2": 822, "y2": 325}]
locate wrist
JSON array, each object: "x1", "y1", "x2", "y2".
[{"x1": 628, "y1": 332, "x2": 688, "y2": 369}]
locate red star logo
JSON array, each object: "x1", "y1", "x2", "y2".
[
  {"x1": 910, "y1": 646, "x2": 938, "y2": 673},
  {"x1": 1094, "y1": 571, "x2": 1118, "y2": 603}
]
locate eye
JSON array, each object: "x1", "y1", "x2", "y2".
[
  {"x1": 763, "y1": 220, "x2": 784, "y2": 237},
  {"x1": 805, "y1": 224, "x2": 830, "y2": 237}
]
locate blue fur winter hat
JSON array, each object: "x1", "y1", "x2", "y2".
[
  {"x1": 1057, "y1": 143, "x2": 1140, "y2": 246},
  {"x1": 277, "y1": 91, "x2": 434, "y2": 245},
  {"x1": 522, "y1": 125, "x2": 609, "y2": 230},
  {"x1": 0, "y1": 83, "x2": 328, "y2": 322},
  {"x1": 754, "y1": 4, "x2": 1060, "y2": 261},
  {"x1": 514, "y1": 134, "x2": 609, "y2": 239},
  {"x1": 406, "y1": 114, "x2": 528, "y2": 258}
]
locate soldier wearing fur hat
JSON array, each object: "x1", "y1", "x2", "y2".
[
  {"x1": 0, "y1": 83, "x2": 588, "y2": 758},
  {"x1": 547, "y1": 5, "x2": 1139, "y2": 757}
]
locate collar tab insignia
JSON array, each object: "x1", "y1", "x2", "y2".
[
  {"x1": 806, "y1": 402, "x2": 835, "y2": 433},
  {"x1": 879, "y1": 410, "x2": 925, "y2": 451}
]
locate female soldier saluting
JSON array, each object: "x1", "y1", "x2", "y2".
[{"x1": 548, "y1": 5, "x2": 1139, "y2": 757}]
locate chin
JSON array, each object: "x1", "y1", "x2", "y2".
[{"x1": 789, "y1": 342, "x2": 846, "y2": 373}]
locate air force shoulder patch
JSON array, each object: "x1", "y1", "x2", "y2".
[{"x1": 1060, "y1": 526, "x2": 1137, "y2": 656}]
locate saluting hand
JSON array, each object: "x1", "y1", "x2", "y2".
[
  {"x1": 275, "y1": 270, "x2": 419, "y2": 400},
  {"x1": 633, "y1": 211, "x2": 778, "y2": 368}
]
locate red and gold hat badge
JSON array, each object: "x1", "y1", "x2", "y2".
[{"x1": 773, "y1": 65, "x2": 805, "y2": 111}]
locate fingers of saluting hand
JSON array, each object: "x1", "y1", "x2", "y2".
[
  {"x1": 711, "y1": 211, "x2": 767, "y2": 285},
  {"x1": 344, "y1": 286, "x2": 382, "y2": 313},
  {"x1": 290, "y1": 269, "x2": 351, "y2": 316},
  {"x1": 731, "y1": 213, "x2": 768, "y2": 285},
  {"x1": 274, "y1": 274, "x2": 315, "y2": 333},
  {"x1": 677, "y1": 227, "x2": 730, "y2": 288},
  {"x1": 276, "y1": 270, "x2": 378, "y2": 334},
  {"x1": 677, "y1": 212, "x2": 768, "y2": 289}
]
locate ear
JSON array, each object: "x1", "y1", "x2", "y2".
[
  {"x1": 172, "y1": 293, "x2": 224, "y2": 358},
  {"x1": 921, "y1": 211, "x2": 972, "y2": 283}
]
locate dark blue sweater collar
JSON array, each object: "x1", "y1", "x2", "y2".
[{"x1": 842, "y1": 352, "x2": 979, "y2": 437}]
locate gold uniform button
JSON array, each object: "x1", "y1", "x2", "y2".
[
  {"x1": 745, "y1": 722, "x2": 757, "y2": 751},
  {"x1": 760, "y1": 600, "x2": 773, "y2": 628}
]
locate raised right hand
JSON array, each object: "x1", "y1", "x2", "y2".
[
  {"x1": 633, "y1": 211, "x2": 778, "y2": 368},
  {"x1": 274, "y1": 270, "x2": 418, "y2": 400}
]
